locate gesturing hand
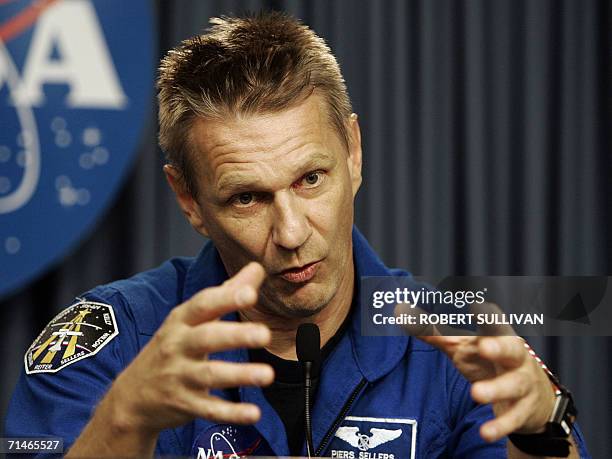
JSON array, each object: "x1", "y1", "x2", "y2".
[
  {"x1": 109, "y1": 262, "x2": 274, "y2": 433},
  {"x1": 422, "y1": 334, "x2": 556, "y2": 443},
  {"x1": 396, "y1": 303, "x2": 557, "y2": 444}
]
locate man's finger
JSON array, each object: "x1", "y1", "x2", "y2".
[
  {"x1": 416, "y1": 335, "x2": 480, "y2": 361},
  {"x1": 179, "y1": 262, "x2": 266, "y2": 325},
  {"x1": 394, "y1": 302, "x2": 443, "y2": 337},
  {"x1": 479, "y1": 397, "x2": 533, "y2": 443},
  {"x1": 223, "y1": 261, "x2": 267, "y2": 291},
  {"x1": 471, "y1": 369, "x2": 530, "y2": 404},
  {"x1": 185, "y1": 361, "x2": 274, "y2": 390},
  {"x1": 182, "y1": 321, "x2": 271, "y2": 355},
  {"x1": 189, "y1": 394, "x2": 262, "y2": 425},
  {"x1": 478, "y1": 336, "x2": 526, "y2": 369}
]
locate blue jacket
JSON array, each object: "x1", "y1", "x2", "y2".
[{"x1": 5, "y1": 227, "x2": 590, "y2": 458}]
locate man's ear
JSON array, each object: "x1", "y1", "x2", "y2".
[
  {"x1": 163, "y1": 164, "x2": 210, "y2": 237},
  {"x1": 347, "y1": 113, "x2": 363, "y2": 197}
]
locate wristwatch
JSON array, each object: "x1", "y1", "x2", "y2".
[{"x1": 508, "y1": 342, "x2": 578, "y2": 457}]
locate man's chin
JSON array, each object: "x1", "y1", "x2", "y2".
[
  {"x1": 260, "y1": 284, "x2": 332, "y2": 319},
  {"x1": 276, "y1": 304, "x2": 326, "y2": 319}
]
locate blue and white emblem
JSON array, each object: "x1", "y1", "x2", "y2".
[
  {"x1": 0, "y1": 0, "x2": 154, "y2": 297},
  {"x1": 330, "y1": 416, "x2": 417, "y2": 459},
  {"x1": 192, "y1": 424, "x2": 274, "y2": 458}
]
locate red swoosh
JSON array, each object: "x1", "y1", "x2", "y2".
[
  {"x1": 223, "y1": 437, "x2": 262, "y2": 457},
  {"x1": 0, "y1": 0, "x2": 60, "y2": 43}
]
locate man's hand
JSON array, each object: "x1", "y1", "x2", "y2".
[
  {"x1": 67, "y1": 262, "x2": 274, "y2": 457},
  {"x1": 395, "y1": 302, "x2": 563, "y2": 447},
  {"x1": 417, "y1": 334, "x2": 556, "y2": 443},
  {"x1": 110, "y1": 261, "x2": 273, "y2": 430}
]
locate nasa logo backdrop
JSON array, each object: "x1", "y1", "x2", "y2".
[{"x1": 0, "y1": 0, "x2": 154, "y2": 298}]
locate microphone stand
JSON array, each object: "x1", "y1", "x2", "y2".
[
  {"x1": 296, "y1": 323, "x2": 320, "y2": 458},
  {"x1": 304, "y1": 360, "x2": 314, "y2": 458}
]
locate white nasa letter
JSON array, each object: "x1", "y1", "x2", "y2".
[
  {"x1": 196, "y1": 448, "x2": 223, "y2": 459},
  {"x1": 12, "y1": 0, "x2": 127, "y2": 108}
]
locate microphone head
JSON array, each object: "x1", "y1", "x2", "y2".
[{"x1": 296, "y1": 323, "x2": 321, "y2": 363}]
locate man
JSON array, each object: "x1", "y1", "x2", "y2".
[{"x1": 6, "y1": 12, "x2": 589, "y2": 458}]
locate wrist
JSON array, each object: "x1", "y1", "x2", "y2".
[
  {"x1": 103, "y1": 379, "x2": 159, "y2": 438},
  {"x1": 508, "y1": 386, "x2": 577, "y2": 457},
  {"x1": 508, "y1": 339, "x2": 578, "y2": 457},
  {"x1": 524, "y1": 380, "x2": 559, "y2": 434},
  {"x1": 519, "y1": 339, "x2": 564, "y2": 434},
  {"x1": 66, "y1": 380, "x2": 159, "y2": 458}
]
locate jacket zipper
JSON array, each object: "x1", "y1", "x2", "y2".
[{"x1": 315, "y1": 378, "x2": 367, "y2": 457}]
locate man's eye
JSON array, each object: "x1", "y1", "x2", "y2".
[
  {"x1": 233, "y1": 192, "x2": 254, "y2": 206},
  {"x1": 302, "y1": 171, "x2": 323, "y2": 187}
]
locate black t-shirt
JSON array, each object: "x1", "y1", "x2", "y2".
[{"x1": 248, "y1": 320, "x2": 348, "y2": 456}]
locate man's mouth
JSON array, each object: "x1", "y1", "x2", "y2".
[{"x1": 278, "y1": 260, "x2": 321, "y2": 283}]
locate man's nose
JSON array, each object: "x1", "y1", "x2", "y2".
[{"x1": 271, "y1": 191, "x2": 311, "y2": 250}]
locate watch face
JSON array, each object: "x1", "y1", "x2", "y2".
[{"x1": 548, "y1": 389, "x2": 577, "y2": 438}]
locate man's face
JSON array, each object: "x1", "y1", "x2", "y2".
[{"x1": 173, "y1": 94, "x2": 362, "y2": 318}]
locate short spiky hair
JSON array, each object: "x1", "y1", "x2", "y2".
[{"x1": 157, "y1": 11, "x2": 353, "y2": 196}]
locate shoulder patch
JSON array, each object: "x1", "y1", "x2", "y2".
[{"x1": 25, "y1": 299, "x2": 119, "y2": 374}]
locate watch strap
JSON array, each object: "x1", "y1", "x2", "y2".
[{"x1": 508, "y1": 431, "x2": 571, "y2": 457}]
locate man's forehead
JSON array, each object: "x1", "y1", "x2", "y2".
[
  {"x1": 214, "y1": 149, "x2": 337, "y2": 194},
  {"x1": 188, "y1": 95, "x2": 341, "y2": 179}
]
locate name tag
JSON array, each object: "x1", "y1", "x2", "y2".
[{"x1": 329, "y1": 416, "x2": 417, "y2": 459}]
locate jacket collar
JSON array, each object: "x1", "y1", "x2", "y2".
[
  {"x1": 349, "y1": 227, "x2": 411, "y2": 382},
  {"x1": 183, "y1": 240, "x2": 228, "y2": 302}
]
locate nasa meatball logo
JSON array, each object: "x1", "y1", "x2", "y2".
[
  {"x1": 25, "y1": 299, "x2": 118, "y2": 374},
  {"x1": 0, "y1": 0, "x2": 153, "y2": 297},
  {"x1": 330, "y1": 417, "x2": 417, "y2": 459},
  {"x1": 192, "y1": 424, "x2": 274, "y2": 459}
]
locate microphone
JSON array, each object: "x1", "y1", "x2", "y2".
[{"x1": 296, "y1": 323, "x2": 321, "y2": 458}]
